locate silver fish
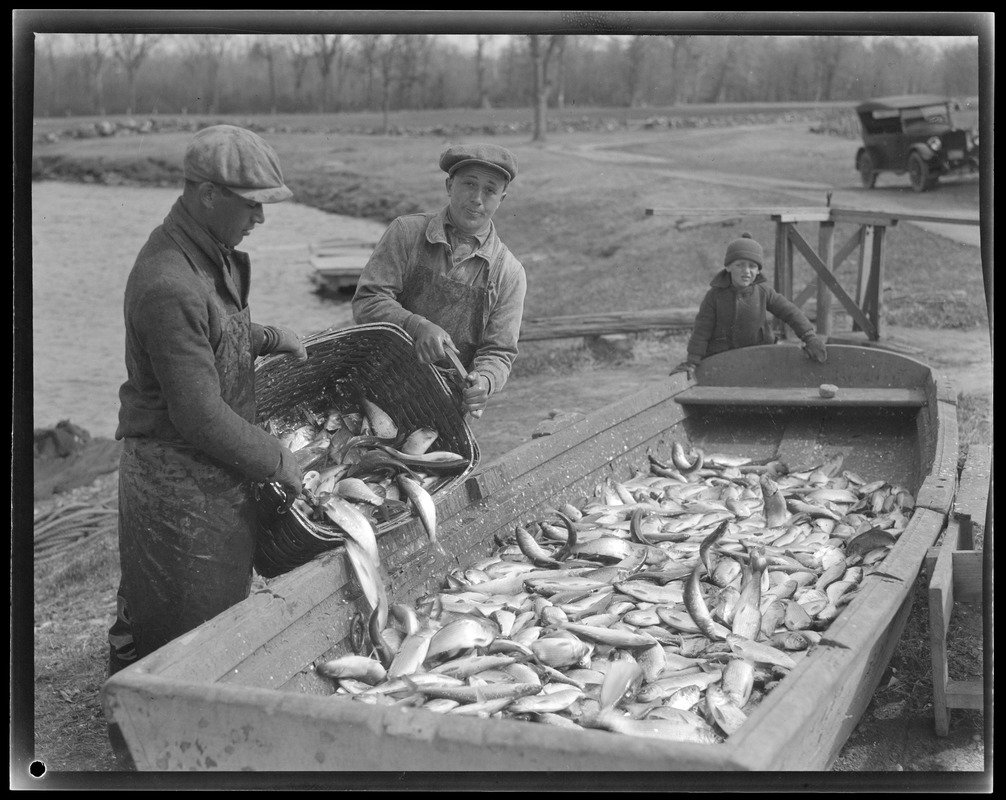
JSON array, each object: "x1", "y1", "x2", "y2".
[
  {"x1": 530, "y1": 635, "x2": 593, "y2": 669},
  {"x1": 316, "y1": 654, "x2": 387, "y2": 685},
  {"x1": 430, "y1": 653, "x2": 517, "y2": 680},
  {"x1": 508, "y1": 687, "x2": 584, "y2": 715},
  {"x1": 396, "y1": 472, "x2": 442, "y2": 554},
  {"x1": 591, "y1": 708, "x2": 721, "y2": 744},
  {"x1": 405, "y1": 677, "x2": 540, "y2": 705},
  {"x1": 706, "y1": 684, "x2": 748, "y2": 736},
  {"x1": 425, "y1": 616, "x2": 498, "y2": 663},
  {"x1": 386, "y1": 630, "x2": 434, "y2": 680}
]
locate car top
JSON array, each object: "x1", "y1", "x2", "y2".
[{"x1": 855, "y1": 94, "x2": 953, "y2": 113}]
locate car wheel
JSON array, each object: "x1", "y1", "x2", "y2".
[
  {"x1": 908, "y1": 152, "x2": 931, "y2": 193},
  {"x1": 857, "y1": 152, "x2": 876, "y2": 188}
]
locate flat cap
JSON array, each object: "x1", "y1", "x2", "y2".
[
  {"x1": 183, "y1": 124, "x2": 293, "y2": 204},
  {"x1": 439, "y1": 143, "x2": 518, "y2": 183}
]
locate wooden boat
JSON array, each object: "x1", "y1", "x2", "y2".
[
  {"x1": 307, "y1": 238, "x2": 376, "y2": 297},
  {"x1": 101, "y1": 343, "x2": 959, "y2": 772}
]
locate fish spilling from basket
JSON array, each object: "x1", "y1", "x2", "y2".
[
  {"x1": 263, "y1": 393, "x2": 470, "y2": 557},
  {"x1": 311, "y1": 442, "x2": 913, "y2": 744}
]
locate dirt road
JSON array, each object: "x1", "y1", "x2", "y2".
[{"x1": 549, "y1": 125, "x2": 983, "y2": 248}]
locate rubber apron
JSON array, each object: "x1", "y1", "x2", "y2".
[
  {"x1": 403, "y1": 237, "x2": 507, "y2": 382},
  {"x1": 112, "y1": 245, "x2": 260, "y2": 665}
]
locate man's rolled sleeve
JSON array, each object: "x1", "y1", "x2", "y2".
[{"x1": 352, "y1": 217, "x2": 417, "y2": 330}]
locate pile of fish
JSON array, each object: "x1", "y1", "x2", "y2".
[
  {"x1": 312, "y1": 442, "x2": 914, "y2": 745},
  {"x1": 264, "y1": 395, "x2": 471, "y2": 553}
]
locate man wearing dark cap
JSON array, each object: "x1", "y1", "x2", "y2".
[
  {"x1": 352, "y1": 142, "x2": 527, "y2": 418},
  {"x1": 107, "y1": 125, "x2": 308, "y2": 680}
]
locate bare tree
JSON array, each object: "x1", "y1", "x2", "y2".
[
  {"x1": 250, "y1": 36, "x2": 281, "y2": 114},
  {"x1": 286, "y1": 35, "x2": 314, "y2": 108},
  {"x1": 808, "y1": 36, "x2": 847, "y2": 102},
  {"x1": 354, "y1": 34, "x2": 381, "y2": 109},
  {"x1": 181, "y1": 35, "x2": 231, "y2": 114},
  {"x1": 624, "y1": 36, "x2": 648, "y2": 108},
  {"x1": 108, "y1": 33, "x2": 160, "y2": 116},
  {"x1": 474, "y1": 35, "x2": 493, "y2": 109},
  {"x1": 76, "y1": 34, "x2": 109, "y2": 116},
  {"x1": 373, "y1": 35, "x2": 398, "y2": 133},
  {"x1": 666, "y1": 35, "x2": 694, "y2": 106},
  {"x1": 528, "y1": 34, "x2": 564, "y2": 143},
  {"x1": 312, "y1": 34, "x2": 341, "y2": 113},
  {"x1": 552, "y1": 36, "x2": 567, "y2": 111},
  {"x1": 394, "y1": 34, "x2": 434, "y2": 109}
]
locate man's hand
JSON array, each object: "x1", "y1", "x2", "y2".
[
  {"x1": 270, "y1": 447, "x2": 303, "y2": 497},
  {"x1": 413, "y1": 320, "x2": 455, "y2": 365},
  {"x1": 461, "y1": 372, "x2": 490, "y2": 419},
  {"x1": 803, "y1": 335, "x2": 828, "y2": 364},
  {"x1": 272, "y1": 327, "x2": 308, "y2": 362},
  {"x1": 670, "y1": 360, "x2": 697, "y2": 380}
]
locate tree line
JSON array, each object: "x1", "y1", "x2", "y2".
[{"x1": 33, "y1": 33, "x2": 979, "y2": 130}]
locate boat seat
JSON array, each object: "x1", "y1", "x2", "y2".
[{"x1": 674, "y1": 386, "x2": 927, "y2": 407}]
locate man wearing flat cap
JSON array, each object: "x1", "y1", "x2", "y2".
[
  {"x1": 107, "y1": 125, "x2": 308, "y2": 683},
  {"x1": 352, "y1": 142, "x2": 527, "y2": 419}
]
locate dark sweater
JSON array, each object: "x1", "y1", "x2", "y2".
[
  {"x1": 116, "y1": 198, "x2": 287, "y2": 482},
  {"x1": 686, "y1": 270, "x2": 816, "y2": 362}
]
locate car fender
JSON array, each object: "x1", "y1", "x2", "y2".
[{"x1": 908, "y1": 142, "x2": 936, "y2": 162}]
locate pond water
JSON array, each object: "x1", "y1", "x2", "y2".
[{"x1": 29, "y1": 181, "x2": 387, "y2": 439}]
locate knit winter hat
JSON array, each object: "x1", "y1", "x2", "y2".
[{"x1": 724, "y1": 232, "x2": 764, "y2": 269}]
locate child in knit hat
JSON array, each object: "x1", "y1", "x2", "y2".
[{"x1": 671, "y1": 233, "x2": 828, "y2": 378}]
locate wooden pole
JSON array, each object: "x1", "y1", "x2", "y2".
[
  {"x1": 774, "y1": 221, "x2": 792, "y2": 340},
  {"x1": 816, "y1": 221, "x2": 836, "y2": 338}
]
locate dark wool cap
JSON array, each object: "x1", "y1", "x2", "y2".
[
  {"x1": 724, "y1": 232, "x2": 764, "y2": 268},
  {"x1": 183, "y1": 125, "x2": 293, "y2": 204},
  {"x1": 439, "y1": 143, "x2": 518, "y2": 183}
]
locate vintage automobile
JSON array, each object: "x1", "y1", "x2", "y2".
[{"x1": 854, "y1": 94, "x2": 979, "y2": 192}]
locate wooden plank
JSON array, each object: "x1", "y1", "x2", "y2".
[
  {"x1": 867, "y1": 226, "x2": 888, "y2": 338},
  {"x1": 787, "y1": 224, "x2": 878, "y2": 338},
  {"x1": 951, "y1": 550, "x2": 984, "y2": 604},
  {"x1": 104, "y1": 672, "x2": 734, "y2": 772},
  {"x1": 954, "y1": 441, "x2": 992, "y2": 547},
  {"x1": 830, "y1": 208, "x2": 978, "y2": 226},
  {"x1": 929, "y1": 517, "x2": 959, "y2": 736},
  {"x1": 645, "y1": 206, "x2": 829, "y2": 219},
  {"x1": 773, "y1": 222, "x2": 792, "y2": 340},
  {"x1": 916, "y1": 397, "x2": 959, "y2": 513},
  {"x1": 675, "y1": 386, "x2": 927, "y2": 407},
  {"x1": 770, "y1": 210, "x2": 833, "y2": 223},
  {"x1": 519, "y1": 309, "x2": 696, "y2": 341},
  {"x1": 945, "y1": 681, "x2": 985, "y2": 710},
  {"x1": 832, "y1": 225, "x2": 866, "y2": 272},
  {"x1": 853, "y1": 225, "x2": 874, "y2": 332},
  {"x1": 645, "y1": 207, "x2": 978, "y2": 227},
  {"x1": 816, "y1": 221, "x2": 835, "y2": 337}
]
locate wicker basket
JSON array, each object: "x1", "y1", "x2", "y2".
[{"x1": 253, "y1": 323, "x2": 480, "y2": 578}]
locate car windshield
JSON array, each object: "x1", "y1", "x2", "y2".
[{"x1": 901, "y1": 104, "x2": 949, "y2": 130}]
